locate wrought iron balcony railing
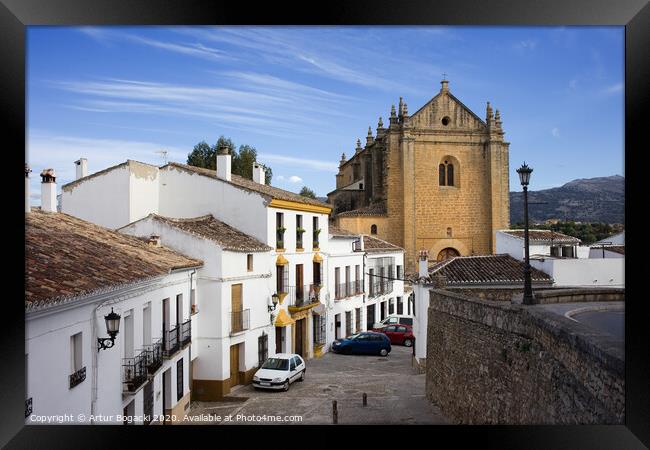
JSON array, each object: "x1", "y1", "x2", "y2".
[
  {"x1": 123, "y1": 353, "x2": 148, "y2": 392},
  {"x1": 162, "y1": 326, "x2": 180, "y2": 358},
  {"x1": 335, "y1": 281, "x2": 363, "y2": 300},
  {"x1": 69, "y1": 366, "x2": 86, "y2": 389},
  {"x1": 230, "y1": 309, "x2": 250, "y2": 334},
  {"x1": 286, "y1": 284, "x2": 320, "y2": 308},
  {"x1": 141, "y1": 338, "x2": 163, "y2": 374},
  {"x1": 180, "y1": 319, "x2": 192, "y2": 346}
]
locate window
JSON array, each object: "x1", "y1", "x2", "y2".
[
  {"x1": 312, "y1": 217, "x2": 319, "y2": 248},
  {"x1": 176, "y1": 358, "x2": 184, "y2": 401},
  {"x1": 345, "y1": 266, "x2": 350, "y2": 297},
  {"x1": 355, "y1": 265, "x2": 361, "y2": 293},
  {"x1": 359, "y1": 183, "x2": 363, "y2": 190},
  {"x1": 258, "y1": 333, "x2": 268, "y2": 367},
  {"x1": 247, "y1": 254, "x2": 253, "y2": 272},
  {"x1": 550, "y1": 246, "x2": 561, "y2": 257},
  {"x1": 71, "y1": 332, "x2": 82, "y2": 372},
  {"x1": 389, "y1": 301, "x2": 394, "y2": 315},
  {"x1": 562, "y1": 246, "x2": 575, "y2": 258},
  {"x1": 397, "y1": 297, "x2": 403, "y2": 315},
  {"x1": 345, "y1": 311, "x2": 352, "y2": 337},
  {"x1": 355, "y1": 308, "x2": 361, "y2": 332},
  {"x1": 143, "y1": 303, "x2": 152, "y2": 346},
  {"x1": 397, "y1": 265, "x2": 403, "y2": 280},
  {"x1": 447, "y1": 227, "x2": 453, "y2": 237},
  {"x1": 290, "y1": 359, "x2": 296, "y2": 371},
  {"x1": 276, "y1": 212, "x2": 284, "y2": 249},
  {"x1": 397, "y1": 326, "x2": 408, "y2": 333},
  {"x1": 176, "y1": 294, "x2": 183, "y2": 326},
  {"x1": 313, "y1": 261, "x2": 322, "y2": 286},
  {"x1": 335, "y1": 267, "x2": 341, "y2": 299},
  {"x1": 439, "y1": 160, "x2": 456, "y2": 186},
  {"x1": 276, "y1": 265, "x2": 287, "y2": 293},
  {"x1": 296, "y1": 214, "x2": 304, "y2": 249},
  {"x1": 385, "y1": 326, "x2": 397, "y2": 332},
  {"x1": 370, "y1": 224, "x2": 377, "y2": 235},
  {"x1": 190, "y1": 289, "x2": 197, "y2": 315}
]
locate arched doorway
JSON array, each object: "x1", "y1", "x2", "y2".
[{"x1": 437, "y1": 247, "x2": 460, "y2": 261}]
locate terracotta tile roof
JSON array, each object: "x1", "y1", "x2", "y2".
[
  {"x1": 500, "y1": 229, "x2": 581, "y2": 245},
  {"x1": 603, "y1": 245, "x2": 625, "y2": 255},
  {"x1": 362, "y1": 235, "x2": 404, "y2": 253},
  {"x1": 26, "y1": 209, "x2": 202, "y2": 309},
  {"x1": 164, "y1": 162, "x2": 331, "y2": 209},
  {"x1": 426, "y1": 254, "x2": 553, "y2": 285},
  {"x1": 147, "y1": 214, "x2": 272, "y2": 252},
  {"x1": 329, "y1": 226, "x2": 358, "y2": 237},
  {"x1": 336, "y1": 202, "x2": 387, "y2": 217}
]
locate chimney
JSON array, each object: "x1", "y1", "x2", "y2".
[
  {"x1": 216, "y1": 143, "x2": 232, "y2": 181},
  {"x1": 74, "y1": 158, "x2": 88, "y2": 180},
  {"x1": 147, "y1": 234, "x2": 161, "y2": 247},
  {"x1": 252, "y1": 162, "x2": 265, "y2": 185},
  {"x1": 40, "y1": 168, "x2": 57, "y2": 213},
  {"x1": 418, "y1": 249, "x2": 429, "y2": 279},
  {"x1": 25, "y1": 164, "x2": 31, "y2": 213}
]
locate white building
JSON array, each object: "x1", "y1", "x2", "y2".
[
  {"x1": 60, "y1": 151, "x2": 332, "y2": 364},
  {"x1": 496, "y1": 230, "x2": 624, "y2": 288},
  {"x1": 119, "y1": 213, "x2": 275, "y2": 400},
  {"x1": 26, "y1": 204, "x2": 201, "y2": 424},
  {"x1": 589, "y1": 231, "x2": 625, "y2": 259}
]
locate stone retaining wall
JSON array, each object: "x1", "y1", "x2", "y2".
[{"x1": 425, "y1": 289, "x2": 624, "y2": 424}]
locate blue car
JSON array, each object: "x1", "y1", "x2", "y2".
[{"x1": 331, "y1": 331, "x2": 392, "y2": 356}]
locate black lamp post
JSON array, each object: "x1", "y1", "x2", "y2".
[
  {"x1": 516, "y1": 162, "x2": 535, "y2": 305},
  {"x1": 269, "y1": 293, "x2": 279, "y2": 313},
  {"x1": 97, "y1": 307, "x2": 121, "y2": 351}
]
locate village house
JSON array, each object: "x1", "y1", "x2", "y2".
[
  {"x1": 119, "y1": 213, "x2": 275, "y2": 400},
  {"x1": 25, "y1": 168, "x2": 202, "y2": 424},
  {"x1": 59, "y1": 148, "x2": 332, "y2": 366},
  {"x1": 496, "y1": 230, "x2": 624, "y2": 287}
]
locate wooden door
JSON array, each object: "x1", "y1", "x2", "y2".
[
  {"x1": 275, "y1": 326, "x2": 283, "y2": 353},
  {"x1": 296, "y1": 264, "x2": 304, "y2": 302},
  {"x1": 295, "y1": 319, "x2": 304, "y2": 357},
  {"x1": 231, "y1": 284, "x2": 243, "y2": 332},
  {"x1": 230, "y1": 345, "x2": 240, "y2": 386}
]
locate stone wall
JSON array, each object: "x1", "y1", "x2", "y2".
[{"x1": 425, "y1": 289, "x2": 624, "y2": 424}]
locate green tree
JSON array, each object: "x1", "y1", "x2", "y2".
[
  {"x1": 299, "y1": 186, "x2": 317, "y2": 199},
  {"x1": 186, "y1": 135, "x2": 272, "y2": 184}
]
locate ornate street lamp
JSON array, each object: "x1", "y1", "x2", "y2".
[
  {"x1": 516, "y1": 162, "x2": 534, "y2": 305},
  {"x1": 97, "y1": 307, "x2": 121, "y2": 351},
  {"x1": 268, "y1": 293, "x2": 280, "y2": 324}
]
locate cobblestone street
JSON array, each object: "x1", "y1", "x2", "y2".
[{"x1": 186, "y1": 346, "x2": 448, "y2": 425}]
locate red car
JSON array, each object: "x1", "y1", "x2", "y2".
[{"x1": 372, "y1": 324, "x2": 415, "y2": 347}]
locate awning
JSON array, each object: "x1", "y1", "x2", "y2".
[
  {"x1": 276, "y1": 254, "x2": 289, "y2": 265},
  {"x1": 274, "y1": 308, "x2": 295, "y2": 327},
  {"x1": 313, "y1": 253, "x2": 323, "y2": 263}
]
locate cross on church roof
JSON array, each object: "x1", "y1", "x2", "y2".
[{"x1": 442, "y1": 72, "x2": 447, "y2": 81}]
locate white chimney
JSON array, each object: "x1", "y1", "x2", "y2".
[
  {"x1": 25, "y1": 164, "x2": 32, "y2": 213},
  {"x1": 148, "y1": 234, "x2": 161, "y2": 247},
  {"x1": 75, "y1": 158, "x2": 88, "y2": 180},
  {"x1": 418, "y1": 249, "x2": 429, "y2": 278},
  {"x1": 40, "y1": 168, "x2": 57, "y2": 213},
  {"x1": 253, "y1": 162, "x2": 265, "y2": 185},
  {"x1": 216, "y1": 144, "x2": 231, "y2": 181}
]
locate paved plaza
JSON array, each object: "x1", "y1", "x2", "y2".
[{"x1": 185, "y1": 346, "x2": 448, "y2": 425}]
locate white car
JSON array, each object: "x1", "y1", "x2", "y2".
[
  {"x1": 252, "y1": 353, "x2": 306, "y2": 391},
  {"x1": 373, "y1": 314, "x2": 413, "y2": 329}
]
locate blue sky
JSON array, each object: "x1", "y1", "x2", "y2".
[{"x1": 27, "y1": 26, "x2": 624, "y2": 203}]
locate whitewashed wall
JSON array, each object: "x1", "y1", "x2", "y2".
[
  {"x1": 530, "y1": 258, "x2": 625, "y2": 287},
  {"x1": 26, "y1": 270, "x2": 194, "y2": 424}
]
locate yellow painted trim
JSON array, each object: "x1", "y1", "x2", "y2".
[
  {"x1": 296, "y1": 247, "x2": 304, "y2": 252},
  {"x1": 276, "y1": 254, "x2": 289, "y2": 265},
  {"x1": 288, "y1": 300, "x2": 321, "y2": 315},
  {"x1": 312, "y1": 247, "x2": 320, "y2": 252},
  {"x1": 269, "y1": 199, "x2": 332, "y2": 214},
  {"x1": 313, "y1": 253, "x2": 323, "y2": 263},
  {"x1": 274, "y1": 308, "x2": 295, "y2": 327}
]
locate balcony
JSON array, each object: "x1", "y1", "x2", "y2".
[
  {"x1": 123, "y1": 353, "x2": 148, "y2": 393},
  {"x1": 287, "y1": 284, "x2": 320, "y2": 310},
  {"x1": 181, "y1": 319, "x2": 192, "y2": 346},
  {"x1": 335, "y1": 281, "x2": 363, "y2": 300},
  {"x1": 25, "y1": 397, "x2": 32, "y2": 418},
  {"x1": 141, "y1": 338, "x2": 163, "y2": 375},
  {"x1": 69, "y1": 366, "x2": 86, "y2": 389},
  {"x1": 369, "y1": 279, "x2": 393, "y2": 298},
  {"x1": 230, "y1": 309, "x2": 250, "y2": 335},
  {"x1": 162, "y1": 326, "x2": 180, "y2": 358}
]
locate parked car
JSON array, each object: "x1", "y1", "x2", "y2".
[
  {"x1": 373, "y1": 314, "x2": 413, "y2": 329},
  {"x1": 331, "y1": 331, "x2": 391, "y2": 356},
  {"x1": 252, "y1": 353, "x2": 306, "y2": 391},
  {"x1": 372, "y1": 324, "x2": 415, "y2": 347}
]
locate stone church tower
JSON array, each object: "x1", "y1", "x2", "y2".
[{"x1": 328, "y1": 80, "x2": 510, "y2": 272}]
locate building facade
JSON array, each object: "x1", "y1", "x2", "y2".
[
  {"x1": 328, "y1": 80, "x2": 511, "y2": 272},
  {"x1": 26, "y1": 207, "x2": 201, "y2": 425}
]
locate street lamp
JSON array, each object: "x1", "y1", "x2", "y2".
[
  {"x1": 269, "y1": 293, "x2": 279, "y2": 313},
  {"x1": 516, "y1": 162, "x2": 535, "y2": 305},
  {"x1": 97, "y1": 307, "x2": 121, "y2": 351}
]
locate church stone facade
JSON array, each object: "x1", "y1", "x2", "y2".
[{"x1": 328, "y1": 80, "x2": 510, "y2": 272}]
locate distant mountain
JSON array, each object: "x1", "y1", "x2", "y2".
[{"x1": 509, "y1": 175, "x2": 624, "y2": 224}]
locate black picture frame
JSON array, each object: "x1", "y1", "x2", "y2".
[{"x1": 3, "y1": 0, "x2": 648, "y2": 448}]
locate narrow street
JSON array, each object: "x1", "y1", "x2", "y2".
[{"x1": 186, "y1": 346, "x2": 448, "y2": 425}]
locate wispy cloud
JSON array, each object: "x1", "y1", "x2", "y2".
[
  {"x1": 513, "y1": 39, "x2": 538, "y2": 51},
  {"x1": 551, "y1": 127, "x2": 560, "y2": 138},
  {"x1": 602, "y1": 82, "x2": 623, "y2": 95},
  {"x1": 258, "y1": 153, "x2": 338, "y2": 173}
]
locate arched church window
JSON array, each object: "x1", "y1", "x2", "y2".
[
  {"x1": 437, "y1": 247, "x2": 460, "y2": 261},
  {"x1": 447, "y1": 164, "x2": 454, "y2": 186},
  {"x1": 439, "y1": 164, "x2": 446, "y2": 186},
  {"x1": 371, "y1": 224, "x2": 377, "y2": 235},
  {"x1": 439, "y1": 159, "x2": 457, "y2": 187}
]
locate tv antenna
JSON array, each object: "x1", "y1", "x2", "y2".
[{"x1": 155, "y1": 149, "x2": 168, "y2": 165}]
